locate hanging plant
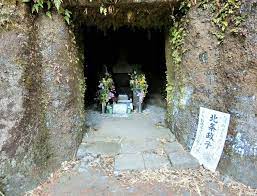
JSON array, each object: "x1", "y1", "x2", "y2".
[{"x1": 22, "y1": 0, "x2": 72, "y2": 24}]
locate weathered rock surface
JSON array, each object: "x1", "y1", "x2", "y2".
[
  {"x1": 166, "y1": 2, "x2": 257, "y2": 188},
  {"x1": 0, "y1": 1, "x2": 32, "y2": 194},
  {"x1": 218, "y1": 2, "x2": 257, "y2": 188},
  {"x1": 36, "y1": 13, "x2": 85, "y2": 166},
  {"x1": 0, "y1": 3, "x2": 85, "y2": 195}
]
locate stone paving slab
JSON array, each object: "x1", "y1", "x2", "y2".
[
  {"x1": 168, "y1": 151, "x2": 200, "y2": 169},
  {"x1": 85, "y1": 117, "x2": 172, "y2": 141},
  {"x1": 82, "y1": 135, "x2": 121, "y2": 144},
  {"x1": 142, "y1": 153, "x2": 171, "y2": 169},
  {"x1": 114, "y1": 154, "x2": 145, "y2": 171},
  {"x1": 77, "y1": 141, "x2": 121, "y2": 157},
  {"x1": 164, "y1": 141, "x2": 185, "y2": 154},
  {"x1": 120, "y1": 139, "x2": 160, "y2": 153},
  {"x1": 168, "y1": 134, "x2": 176, "y2": 143}
]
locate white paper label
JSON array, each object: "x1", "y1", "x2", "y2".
[{"x1": 190, "y1": 107, "x2": 230, "y2": 172}]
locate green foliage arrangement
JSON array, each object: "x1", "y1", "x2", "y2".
[
  {"x1": 98, "y1": 74, "x2": 114, "y2": 104},
  {"x1": 22, "y1": 0, "x2": 72, "y2": 24},
  {"x1": 129, "y1": 71, "x2": 148, "y2": 95}
]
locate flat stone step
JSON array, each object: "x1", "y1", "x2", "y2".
[
  {"x1": 164, "y1": 141, "x2": 185, "y2": 154},
  {"x1": 82, "y1": 135, "x2": 122, "y2": 144},
  {"x1": 142, "y1": 153, "x2": 171, "y2": 169},
  {"x1": 120, "y1": 139, "x2": 160, "y2": 153},
  {"x1": 114, "y1": 153, "x2": 145, "y2": 171},
  {"x1": 77, "y1": 141, "x2": 121, "y2": 158},
  {"x1": 167, "y1": 151, "x2": 200, "y2": 170}
]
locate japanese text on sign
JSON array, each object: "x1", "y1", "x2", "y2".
[{"x1": 190, "y1": 107, "x2": 230, "y2": 172}]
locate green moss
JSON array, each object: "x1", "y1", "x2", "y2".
[
  {"x1": 166, "y1": 19, "x2": 188, "y2": 124},
  {"x1": 18, "y1": 20, "x2": 53, "y2": 169},
  {"x1": 23, "y1": 0, "x2": 72, "y2": 24},
  {"x1": 164, "y1": 0, "x2": 193, "y2": 126},
  {"x1": 32, "y1": 126, "x2": 51, "y2": 166},
  {"x1": 198, "y1": 0, "x2": 246, "y2": 43}
]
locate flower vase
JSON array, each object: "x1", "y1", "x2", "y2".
[
  {"x1": 138, "y1": 102, "x2": 142, "y2": 113},
  {"x1": 101, "y1": 103, "x2": 106, "y2": 114},
  {"x1": 133, "y1": 90, "x2": 140, "y2": 109},
  {"x1": 106, "y1": 104, "x2": 113, "y2": 114}
]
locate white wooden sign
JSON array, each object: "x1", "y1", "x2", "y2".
[{"x1": 190, "y1": 107, "x2": 230, "y2": 172}]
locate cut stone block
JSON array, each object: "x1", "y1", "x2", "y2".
[
  {"x1": 113, "y1": 103, "x2": 128, "y2": 114},
  {"x1": 114, "y1": 154, "x2": 145, "y2": 171},
  {"x1": 78, "y1": 141, "x2": 121, "y2": 156},
  {"x1": 169, "y1": 134, "x2": 176, "y2": 142},
  {"x1": 121, "y1": 139, "x2": 159, "y2": 153},
  {"x1": 142, "y1": 153, "x2": 171, "y2": 169},
  {"x1": 164, "y1": 142, "x2": 185, "y2": 154},
  {"x1": 82, "y1": 135, "x2": 120, "y2": 144},
  {"x1": 168, "y1": 152, "x2": 200, "y2": 169},
  {"x1": 118, "y1": 94, "x2": 129, "y2": 100}
]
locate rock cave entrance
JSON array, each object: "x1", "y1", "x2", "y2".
[{"x1": 82, "y1": 26, "x2": 167, "y2": 108}]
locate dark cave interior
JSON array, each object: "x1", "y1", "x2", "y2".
[{"x1": 82, "y1": 26, "x2": 167, "y2": 104}]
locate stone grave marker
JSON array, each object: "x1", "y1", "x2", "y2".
[{"x1": 113, "y1": 103, "x2": 128, "y2": 114}]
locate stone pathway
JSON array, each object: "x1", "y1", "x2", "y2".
[
  {"x1": 27, "y1": 105, "x2": 257, "y2": 195},
  {"x1": 77, "y1": 105, "x2": 200, "y2": 172}
]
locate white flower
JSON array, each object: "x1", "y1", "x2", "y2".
[{"x1": 98, "y1": 83, "x2": 104, "y2": 89}]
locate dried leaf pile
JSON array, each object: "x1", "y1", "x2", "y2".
[
  {"x1": 26, "y1": 156, "x2": 257, "y2": 196},
  {"x1": 91, "y1": 155, "x2": 257, "y2": 195}
]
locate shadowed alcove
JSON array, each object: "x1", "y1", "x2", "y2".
[
  {"x1": 70, "y1": 2, "x2": 175, "y2": 108},
  {"x1": 81, "y1": 26, "x2": 167, "y2": 105}
]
